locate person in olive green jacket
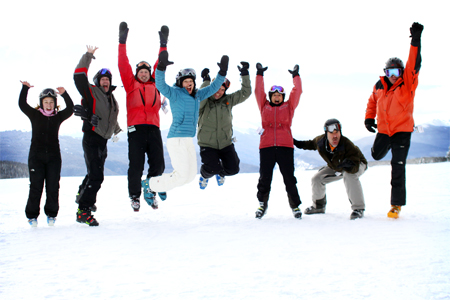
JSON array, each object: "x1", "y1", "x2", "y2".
[
  {"x1": 293, "y1": 119, "x2": 368, "y2": 220},
  {"x1": 197, "y1": 62, "x2": 252, "y2": 189}
]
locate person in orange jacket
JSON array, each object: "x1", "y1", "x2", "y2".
[
  {"x1": 364, "y1": 22, "x2": 424, "y2": 219},
  {"x1": 118, "y1": 22, "x2": 168, "y2": 212}
]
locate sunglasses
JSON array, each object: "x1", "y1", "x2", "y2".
[
  {"x1": 324, "y1": 123, "x2": 341, "y2": 133},
  {"x1": 270, "y1": 85, "x2": 285, "y2": 94},
  {"x1": 39, "y1": 88, "x2": 57, "y2": 98},
  {"x1": 136, "y1": 61, "x2": 150, "y2": 68},
  {"x1": 384, "y1": 68, "x2": 402, "y2": 78}
]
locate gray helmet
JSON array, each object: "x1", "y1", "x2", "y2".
[
  {"x1": 324, "y1": 118, "x2": 342, "y2": 133},
  {"x1": 384, "y1": 57, "x2": 404, "y2": 70}
]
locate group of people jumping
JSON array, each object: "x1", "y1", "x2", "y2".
[{"x1": 19, "y1": 21, "x2": 423, "y2": 227}]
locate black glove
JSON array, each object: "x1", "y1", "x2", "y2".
[
  {"x1": 157, "y1": 50, "x2": 174, "y2": 71},
  {"x1": 237, "y1": 61, "x2": 249, "y2": 76},
  {"x1": 288, "y1": 64, "x2": 300, "y2": 78},
  {"x1": 410, "y1": 22, "x2": 424, "y2": 46},
  {"x1": 256, "y1": 63, "x2": 268, "y2": 76},
  {"x1": 364, "y1": 118, "x2": 377, "y2": 133},
  {"x1": 159, "y1": 25, "x2": 169, "y2": 47},
  {"x1": 293, "y1": 138, "x2": 305, "y2": 149},
  {"x1": 90, "y1": 114, "x2": 99, "y2": 127},
  {"x1": 337, "y1": 159, "x2": 356, "y2": 172},
  {"x1": 201, "y1": 68, "x2": 210, "y2": 82},
  {"x1": 217, "y1": 55, "x2": 229, "y2": 76},
  {"x1": 119, "y1": 22, "x2": 129, "y2": 44}
]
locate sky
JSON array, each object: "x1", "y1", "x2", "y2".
[
  {"x1": 1, "y1": 0, "x2": 449, "y2": 140},
  {"x1": 1, "y1": 162, "x2": 449, "y2": 299}
]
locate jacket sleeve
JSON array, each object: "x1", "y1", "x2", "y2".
[
  {"x1": 227, "y1": 75, "x2": 252, "y2": 107},
  {"x1": 152, "y1": 46, "x2": 167, "y2": 81},
  {"x1": 74, "y1": 52, "x2": 96, "y2": 112},
  {"x1": 18, "y1": 85, "x2": 35, "y2": 117},
  {"x1": 197, "y1": 73, "x2": 225, "y2": 101},
  {"x1": 118, "y1": 44, "x2": 135, "y2": 93},
  {"x1": 199, "y1": 80, "x2": 211, "y2": 111},
  {"x1": 365, "y1": 83, "x2": 379, "y2": 120},
  {"x1": 254, "y1": 75, "x2": 267, "y2": 112},
  {"x1": 403, "y1": 44, "x2": 421, "y2": 95},
  {"x1": 287, "y1": 75, "x2": 302, "y2": 111},
  {"x1": 302, "y1": 137, "x2": 319, "y2": 151},
  {"x1": 155, "y1": 69, "x2": 176, "y2": 101},
  {"x1": 343, "y1": 138, "x2": 364, "y2": 174},
  {"x1": 58, "y1": 91, "x2": 74, "y2": 121}
]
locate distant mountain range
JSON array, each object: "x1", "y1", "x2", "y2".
[{"x1": 1, "y1": 124, "x2": 449, "y2": 177}]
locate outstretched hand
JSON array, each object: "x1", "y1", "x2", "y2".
[
  {"x1": 237, "y1": 61, "x2": 249, "y2": 76},
  {"x1": 201, "y1": 68, "x2": 210, "y2": 81},
  {"x1": 159, "y1": 25, "x2": 169, "y2": 47},
  {"x1": 256, "y1": 63, "x2": 268, "y2": 76},
  {"x1": 217, "y1": 55, "x2": 229, "y2": 76},
  {"x1": 157, "y1": 50, "x2": 174, "y2": 71},
  {"x1": 20, "y1": 80, "x2": 34, "y2": 88},
  {"x1": 86, "y1": 45, "x2": 98, "y2": 54},
  {"x1": 119, "y1": 22, "x2": 129, "y2": 44},
  {"x1": 56, "y1": 87, "x2": 65, "y2": 95},
  {"x1": 288, "y1": 64, "x2": 300, "y2": 78},
  {"x1": 410, "y1": 22, "x2": 424, "y2": 39}
]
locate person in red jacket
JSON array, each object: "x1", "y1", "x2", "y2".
[
  {"x1": 364, "y1": 22, "x2": 424, "y2": 219},
  {"x1": 254, "y1": 63, "x2": 303, "y2": 219},
  {"x1": 118, "y1": 22, "x2": 168, "y2": 212}
]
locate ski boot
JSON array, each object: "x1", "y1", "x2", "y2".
[
  {"x1": 215, "y1": 174, "x2": 225, "y2": 186},
  {"x1": 387, "y1": 205, "x2": 401, "y2": 219},
  {"x1": 158, "y1": 192, "x2": 167, "y2": 201},
  {"x1": 76, "y1": 208, "x2": 99, "y2": 226},
  {"x1": 255, "y1": 202, "x2": 268, "y2": 219},
  {"x1": 199, "y1": 176, "x2": 209, "y2": 189},
  {"x1": 292, "y1": 207, "x2": 302, "y2": 219},
  {"x1": 304, "y1": 206, "x2": 326, "y2": 214},
  {"x1": 28, "y1": 218, "x2": 38, "y2": 227},
  {"x1": 47, "y1": 216, "x2": 56, "y2": 226},
  {"x1": 141, "y1": 178, "x2": 157, "y2": 208},
  {"x1": 130, "y1": 196, "x2": 140, "y2": 212},
  {"x1": 350, "y1": 209, "x2": 364, "y2": 220}
]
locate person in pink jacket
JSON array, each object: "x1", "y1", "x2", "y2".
[{"x1": 254, "y1": 63, "x2": 303, "y2": 219}]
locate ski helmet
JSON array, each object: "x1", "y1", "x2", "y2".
[
  {"x1": 136, "y1": 61, "x2": 151, "y2": 74},
  {"x1": 268, "y1": 85, "x2": 286, "y2": 101},
  {"x1": 39, "y1": 88, "x2": 57, "y2": 109},
  {"x1": 212, "y1": 77, "x2": 231, "y2": 91},
  {"x1": 384, "y1": 57, "x2": 404, "y2": 70},
  {"x1": 93, "y1": 68, "x2": 112, "y2": 87},
  {"x1": 176, "y1": 68, "x2": 196, "y2": 88},
  {"x1": 324, "y1": 118, "x2": 342, "y2": 133}
]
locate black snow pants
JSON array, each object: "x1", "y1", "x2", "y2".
[
  {"x1": 77, "y1": 130, "x2": 108, "y2": 209},
  {"x1": 25, "y1": 149, "x2": 62, "y2": 219},
  {"x1": 257, "y1": 147, "x2": 301, "y2": 209},
  {"x1": 199, "y1": 144, "x2": 240, "y2": 179},
  {"x1": 127, "y1": 125, "x2": 165, "y2": 198},
  {"x1": 371, "y1": 132, "x2": 411, "y2": 206}
]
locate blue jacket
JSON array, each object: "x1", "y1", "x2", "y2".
[{"x1": 155, "y1": 69, "x2": 225, "y2": 138}]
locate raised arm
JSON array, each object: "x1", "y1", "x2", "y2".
[
  {"x1": 56, "y1": 87, "x2": 74, "y2": 121},
  {"x1": 18, "y1": 81, "x2": 35, "y2": 117},
  {"x1": 287, "y1": 65, "x2": 302, "y2": 111}
]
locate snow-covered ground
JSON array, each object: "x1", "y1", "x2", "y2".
[{"x1": 1, "y1": 162, "x2": 449, "y2": 300}]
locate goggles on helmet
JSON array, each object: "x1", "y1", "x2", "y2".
[
  {"x1": 324, "y1": 123, "x2": 341, "y2": 133},
  {"x1": 384, "y1": 68, "x2": 402, "y2": 78},
  {"x1": 100, "y1": 68, "x2": 112, "y2": 75},
  {"x1": 270, "y1": 85, "x2": 285, "y2": 94},
  {"x1": 39, "y1": 88, "x2": 57, "y2": 99},
  {"x1": 179, "y1": 68, "x2": 196, "y2": 78},
  {"x1": 136, "y1": 61, "x2": 150, "y2": 68},
  {"x1": 223, "y1": 78, "x2": 230, "y2": 89}
]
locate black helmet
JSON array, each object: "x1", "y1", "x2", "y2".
[
  {"x1": 324, "y1": 118, "x2": 342, "y2": 133},
  {"x1": 384, "y1": 57, "x2": 404, "y2": 70},
  {"x1": 93, "y1": 68, "x2": 112, "y2": 87},
  {"x1": 39, "y1": 88, "x2": 57, "y2": 109},
  {"x1": 136, "y1": 61, "x2": 151, "y2": 74},
  {"x1": 176, "y1": 68, "x2": 196, "y2": 88}
]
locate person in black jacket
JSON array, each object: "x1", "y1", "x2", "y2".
[
  {"x1": 19, "y1": 81, "x2": 74, "y2": 227},
  {"x1": 293, "y1": 119, "x2": 368, "y2": 220}
]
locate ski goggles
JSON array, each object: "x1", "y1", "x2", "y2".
[
  {"x1": 136, "y1": 61, "x2": 150, "y2": 68},
  {"x1": 99, "y1": 68, "x2": 112, "y2": 76},
  {"x1": 270, "y1": 85, "x2": 285, "y2": 94},
  {"x1": 324, "y1": 123, "x2": 341, "y2": 133},
  {"x1": 179, "y1": 68, "x2": 196, "y2": 77},
  {"x1": 223, "y1": 78, "x2": 230, "y2": 89},
  {"x1": 384, "y1": 68, "x2": 402, "y2": 78},
  {"x1": 39, "y1": 88, "x2": 57, "y2": 98}
]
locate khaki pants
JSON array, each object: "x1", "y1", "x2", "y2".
[{"x1": 311, "y1": 163, "x2": 367, "y2": 210}]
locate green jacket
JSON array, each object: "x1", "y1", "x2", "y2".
[
  {"x1": 197, "y1": 75, "x2": 251, "y2": 149},
  {"x1": 295, "y1": 134, "x2": 367, "y2": 174}
]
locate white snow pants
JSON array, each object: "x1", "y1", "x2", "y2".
[
  {"x1": 311, "y1": 163, "x2": 367, "y2": 210},
  {"x1": 149, "y1": 137, "x2": 197, "y2": 192}
]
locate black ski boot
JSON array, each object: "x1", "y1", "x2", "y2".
[
  {"x1": 255, "y1": 202, "x2": 268, "y2": 219},
  {"x1": 350, "y1": 209, "x2": 364, "y2": 220},
  {"x1": 76, "y1": 208, "x2": 99, "y2": 226}
]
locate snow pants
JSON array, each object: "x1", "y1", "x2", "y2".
[
  {"x1": 199, "y1": 144, "x2": 240, "y2": 179},
  {"x1": 311, "y1": 163, "x2": 367, "y2": 210},
  {"x1": 25, "y1": 149, "x2": 61, "y2": 219},
  {"x1": 371, "y1": 132, "x2": 411, "y2": 206},
  {"x1": 77, "y1": 131, "x2": 108, "y2": 209},
  {"x1": 149, "y1": 137, "x2": 197, "y2": 192},
  {"x1": 127, "y1": 125, "x2": 165, "y2": 198},
  {"x1": 257, "y1": 147, "x2": 301, "y2": 209}
]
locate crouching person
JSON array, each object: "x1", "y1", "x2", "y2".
[{"x1": 293, "y1": 119, "x2": 368, "y2": 220}]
